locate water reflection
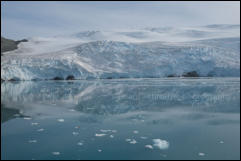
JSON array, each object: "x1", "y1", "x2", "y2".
[
  {"x1": 1, "y1": 78, "x2": 240, "y2": 160},
  {"x1": 1, "y1": 78, "x2": 240, "y2": 118}
]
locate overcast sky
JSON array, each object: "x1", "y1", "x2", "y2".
[{"x1": 1, "y1": 1, "x2": 240, "y2": 40}]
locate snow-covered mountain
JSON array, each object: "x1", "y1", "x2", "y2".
[{"x1": 1, "y1": 24, "x2": 240, "y2": 80}]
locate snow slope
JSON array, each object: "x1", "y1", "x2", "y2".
[{"x1": 1, "y1": 24, "x2": 240, "y2": 80}]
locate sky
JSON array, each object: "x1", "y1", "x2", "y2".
[{"x1": 1, "y1": 1, "x2": 240, "y2": 40}]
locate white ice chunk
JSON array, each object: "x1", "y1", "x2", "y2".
[
  {"x1": 95, "y1": 134, "x2": 106, "y2": 137},
  {"x1": 31, "y1": 122, "x2": 39, "y2": 126},
  {"x1": 145, "y1": 145, "x2": 153, "y2": 149},
  {"x1": 77, "y1": 142, "x2": 83, "y2": 146},
  {"x1": 57, "y1": 119, "x2": 65, "y2": 122},
  {"x1": 198, "y1": 152, "x2": 205, "y2": 156},
  {"x1": 133, "y1": 130, "x2": 139, "y2": 134},
  {"x1": 140, "y1": 137, "x2": 148, "y2": 139},
  {"x1": 28, "y1": 140, "x2": 37, "y2": 143},
  {"x1": 153, "y1": 139, "x2": 169, "y2": 150},
  {"x1": 52, "y1": 152, "x2": 60, "y2": 155},
  {"x1": 24, "y1": 117, "x2": 32, "y2": 120},
  {"x1": 130, "y1": 139, "x2": 137, "y2": 144},
  {"x1": 37, "y1": 128, "x2": 44, "y2": 132},
  {"x1": 72, "y1": 132, "x2": 79, "y2": 136}
]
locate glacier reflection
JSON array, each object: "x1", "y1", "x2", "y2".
[
  {"x1": 1, "y1": 78, "x2": 240, "y2": 160},
  {"x1": 1, "y1": 78, "x2": 240, "y2": 119}
]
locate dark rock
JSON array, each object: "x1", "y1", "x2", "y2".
[
  {"x1": 66, "y1": 75, "x2": 75, "y2": 80},
  {"x1": 52, "y1": 77, "x2": 64, "y2": 80},
  {"x1": 182, "y1": 71, "x2": 199, "y2": 77},
  {"x1": 1, "y1": 37, "x2": 28, "y2": 55},
  {"x1": 8, "y1": 78, "x2": 19, "y2": 81},
  {"x1": 167, "y1": 74, "x2": 176, "y2": 77}
]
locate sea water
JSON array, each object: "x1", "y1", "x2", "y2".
[{"x1": 1, "y1": 78, "x2": 240, "y2": 160}]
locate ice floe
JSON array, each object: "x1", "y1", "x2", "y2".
[
  {"x1": 52, "y1": 152, "x2": 60, "y2": 155},
  {"x1": 72, "y1": 132, "x2": 79, "y2": 136},
  {"x1": 37, "y1": 128, "x2": 44, "y2": 132},
  {"x1": 95, "y1": 134, "x2": 106, "y2": 137},
  {"x1": 77, "y1": 142, "x2": 83, "y2": 146},
  {"x1": 28, "y1": 140, "x2": 37, "y2": 143},
  {"x1": 219, "y1": 141, "x2": 224, "y2": 144},
  {"x1": 24, "y1": 117, "x2": 32, "y2": 120},
  {"x1": 140, "y1": 137, "x2": 148, "y2": 139},
  {"x1": 145, "y1": 145, "x2": 153, "y2": 149},
  {"x1": 198, "y1": 152, "x2": 205, "y2": 156},
  {"x1": 100, "y1": 129, "x2": 112, "y2": 133},
  {"x1": 57, "y1": 119, "x2": 65, "y2": 122},
  {"x1": 31, "y1": 122, "x2": 39, "y2": 126},
  {"x1": 129, "y1": 139, "x2": 137, "y2": 144},
  {"x1": 133, "y1": 130, "x2": 139, "y2": 134},
  {"x1": 153, "y1": 139, "x2": 169, "y2": 150}
]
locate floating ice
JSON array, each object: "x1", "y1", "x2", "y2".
[
  {"x1": 37, "y1": 128, "x2": 44, "y2": 132},
  {"x1": 57, "y1": 119, "x2": 65, "y2": 122},
  {"x1": 133, "y1": 130, "x2": 139, "y2": 134},
  {"x1": 28, "y1": 140, "x2": 37, "y2": 143},
  {"x1": 24, "y1": 117, "x2": 32, "y2": 120},
  {"x1": 111, "y1": 130, "x2": 117, "y2": 133},
  {"x1": 95, "y1": 134, "x2": 106, "y2": 137},
  {"x1": 72, "y1": 132, "x2": 79, "y2": 136},
  {"x1": 140, "y1": 137, "x2": 148, "y2": 139},
  {"x1": 126, "y1": 139, "x2": 132, "y2": 142},
  {"x1": 75, "y1": 126, "x2": 80, "y2": 129},
  {"x1": 100, "y1": 129, "x2": 112, "y2": 133},
  {"x1": 110, "y1": 135, "x2": 114, "y2": 138},
  {"x1": 145, "y1": 145, "x2": 153, "y2": 149},
  {"x1": 98, "y1": 149, "x2": 102, "y2": 152},
  {"x1": 153, "y1": 139, "x2": 169, "y2": 150},
  {"x1": 129, "y1": 139, "x2": 137, "y2": 144},
  {"x1": 52, "y1": 152, "x2": 60, "y2": 155},
  {"x1": 219, "y1": 141, "x2": 224, "y2": 144},
  {"x1": 198, "y1": 152, "x2": 205, "y2": 156},
  {"x1": 69, "y1": 109, "x2": 76, "y2": 112},
  {"x1": 77, "y1": 142, "x2": 83, "y2": 146},
  {"x1": 31, "y1": 122, "x2": 39, "y2": 126}
]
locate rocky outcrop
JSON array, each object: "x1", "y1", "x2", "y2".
[
  {"x1": 66, "y1": 75, "x2": 75, "y2": 80},
  {"x1": 1, "y1": 37, "x2": 27, "y2": 55},
  {"x1": 182, "y1": 71, "x2": 199, "y2": 77}
]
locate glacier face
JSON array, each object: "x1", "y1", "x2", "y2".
[{"x1": 1, "y1": 25, "x2": 240, "y2": 80}]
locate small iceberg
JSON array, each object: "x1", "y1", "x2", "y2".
[
  {"x1": 24, "y1": 117, "x2": 32, "y2": 120},
  {"x1": 37, "y1": 128, "x2": 44, "y2": 132},
  {"x1": 31, "y1": 122, "x2": 39, "y2": 126},
  {"x1": 140, "y1": 136, "x2": 148, "y2": 139},
  {"x1": 133, "y1": 130, "x2": 139, "y2": 134},
  {"x1": 72, "y1": 132, "x2": 79, "y2": 136},
  {"x1": 95, "y1": 134, "x2": 106, "y2": 137},
  {"x1": 145, "y1": 145, "x2": 153, "y2": 149},
  {"x1": 57, "y1": 119, "x2": 65, "y2": 122},
  {"x1": 198, "y1": 152, "x2": 205, "y2": 156},
  {"x1": 129, "y1": 139, "x2": 137, "y2": 144},
  {"x1": 28, "y1": 140, "x2": 37, "y2": 143},
  {"x1": 153, "y1": 139, "x2": 169, "y2": 150},
  {"x1": 52, "y1": 152, "x2": 60, "y2": 155},
  {"x1": 77, "y1": 142, "x2": 83, "y2": 146}
]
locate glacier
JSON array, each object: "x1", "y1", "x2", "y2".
[{"x1": 1, "y1": 24, "x2": 240, "y2": 80}]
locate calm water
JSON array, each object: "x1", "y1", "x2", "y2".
[{"x1": 1, "y1": 78, "x2": 240, "y2": 160}]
